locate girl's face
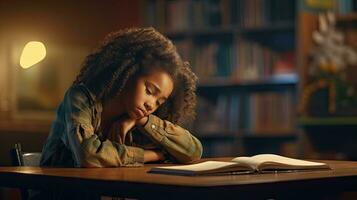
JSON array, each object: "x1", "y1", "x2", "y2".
[{"x1": 123, "y1": 68, "x2": 174, "y2": 120}]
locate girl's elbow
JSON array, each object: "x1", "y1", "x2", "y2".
[
  {"x1": 179, "y1": 152, "x2": 201, "y2": 164},
  {"x1": 192, "y1": 140, "x2": 203, "y2": 161},
  {"x1": 78, "y1": 155, "x2": 101, "y2": 168},
  {"x1": 191, "y1": 145, "x2": 203, "y2": 163},
  {"x1": 180, "y1": 144, "x2": 203, "y2": 164},
  {"x1": 78, "y1": 151, "x2": 118, "y2": 168}
]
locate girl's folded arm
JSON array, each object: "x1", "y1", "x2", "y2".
[
  {"x1": 64, "y1": 87, "x2": 144, "y2": 167},
  {"x1": 138, "y1": 114, "x2": 203, "y2": 163}
]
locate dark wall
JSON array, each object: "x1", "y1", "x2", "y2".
[
  {"x1": 0, "y1": 1, "x2": 142, "y2": 199},
  {"x1": 0, "y1": 0, "x2": 142, "y2": 166},
  {"x1": 0, "y1": 0, "x2": 142, "y2": 45},
  {"x1": 0, "y1": 130, "x2": 48, "y2": 166}
]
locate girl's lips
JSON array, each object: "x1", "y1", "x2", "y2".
[{"x1": 135, "y1": 108, "x2": 145, "y2": 118}]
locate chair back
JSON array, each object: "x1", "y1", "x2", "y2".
[
  {"x1": 10, "y1": 143, "x2": 42, "y2": 200},
  {"x1": 10, "y1": 143, "x2": 42, "y2": 167},
  {"x1": 22, "y1": 152, "x2": 42, "y2": 166}
]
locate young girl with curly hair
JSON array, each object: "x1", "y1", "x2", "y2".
[{"x1": 40, "y1": 27, "x2": 203, "y2": 169}]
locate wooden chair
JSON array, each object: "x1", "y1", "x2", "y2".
[{"x1": 10, "y1": 143, "x2": 42, "y2": 200}]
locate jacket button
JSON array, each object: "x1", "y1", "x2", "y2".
[{"x1": 151, "y1": 124, "x2": 156, "y2": 129}]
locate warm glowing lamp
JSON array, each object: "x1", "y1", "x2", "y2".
[{"x1": 19, "y1": 41, "x2": 46, "y2": 69}]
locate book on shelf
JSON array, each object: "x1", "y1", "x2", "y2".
[
  {"x1": 335, "y1": 0, "x2": 357, "y2": 14},
  {"x1": 244, "y1": 91, "x2": 295, "y2": 133},
  {"x1": 148, "y1": 154, "x2": 330, "y2": 176},
  {"x1": 145, "y1": 0, "x2": 296, "y2": 30},
  {"x1": 194, "y1": 90, "x2": 295, "y2": 134}
]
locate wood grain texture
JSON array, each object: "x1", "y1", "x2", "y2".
[{"x1": 0, "y1": 159, "x2": 357, "y2": 199}]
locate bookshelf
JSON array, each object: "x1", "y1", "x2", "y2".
[
  {"x1": 197, "y1": 74, "x2": 298, "y2": 93},
  {"x1": 142, "y1": 0, "x2": 298, "y2": 157},
  {"x1": 299, "y1": 117, "x2": 357, "y2": 126},
  {"x1": 297, "y1": 0, "x2": 357, "y2": 160}
]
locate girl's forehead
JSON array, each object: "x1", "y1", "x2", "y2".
[
  {"x1": 142, "y1": 67, "x2": 173, "y2": 81},
  {"x1": 142, "y1": 68, "x2": 174, "y2": 95}
]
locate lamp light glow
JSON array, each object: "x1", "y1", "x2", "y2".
[{"x1": 20, "y1": 41, "x2": 46, "y2": 69}]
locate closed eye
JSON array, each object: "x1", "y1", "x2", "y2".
[
  {"x1": 146, "y1": 88, "x2": 153, "y2": 95},
  {"x1": 156, "y1": 99, "x2": 166, "y2": 107}
]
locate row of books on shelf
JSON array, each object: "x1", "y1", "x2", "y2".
[
  {"x1": 202, "y1": 138, "x2": 300, "y2": 157},
  {"x1": 335, "y1": 0, "x2": 357, "y2": 14},
  {"x1": 201, "y1": 139, "x2": 298, "y2": 157},
  {"x1": 175, "y1": 39, "x2": 295, "y2": 81},
  {"x1": 193, "y1": 91, "x2": 295, "y2": 134},
  {"x1": 145, "y1": 0, "x2": 296, "y2": 32}
]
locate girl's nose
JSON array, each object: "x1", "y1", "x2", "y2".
[{"x1": 144, "y1": 102, "x2": 153, "y2": 112}]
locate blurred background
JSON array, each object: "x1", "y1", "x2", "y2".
[{"x1": 1, "y1": 0, "x2": 357, "y2": 198}]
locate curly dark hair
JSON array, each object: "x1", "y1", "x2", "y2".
[{"x1": 73, "y1": 27, "x2": 197, "y2": 125}]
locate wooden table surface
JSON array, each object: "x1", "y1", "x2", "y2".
[{"x1": 1, "y1": 159, "x2": 357, "y2": 199}]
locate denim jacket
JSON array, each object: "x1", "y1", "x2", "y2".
[{"x1": 40, "y1": 84, "x2": 203, "y2": 167}]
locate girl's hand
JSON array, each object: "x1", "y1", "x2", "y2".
[
  {"x1": 144, "y1": 150, "x2": 165, "y2": 163},
  {"x1": 110, "y1": 115, "x2": 136, "y2": 143},
  {"x1": 109, "y1": 115, "x2": 148, "y2": 143},
  {"x1": 136, "y1": 116, "x2": 149, "y2": 126}
]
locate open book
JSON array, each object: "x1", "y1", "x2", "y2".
[{"x1": 149, "y1": 154, "x2": 330, "y2": 176}]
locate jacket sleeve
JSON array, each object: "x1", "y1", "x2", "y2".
[
  {"x1": 137, "y1": 114, "x2": 203, "y2": 163},
  {"x1": 64, "y1": 87, "x2": 144, "y2": 167}
]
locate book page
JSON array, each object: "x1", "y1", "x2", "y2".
[
  {"x1": 149, "y1": 161, "x2": 253, "y2": 175},
  {"x1": 154, "y1": 161, "x2": 239, "y2": 172},
  {"x1": 230, "y1": 156, "x2": 262, "y2": 169},
  {"x1": 231, "y1": 154, "x2": 329, "y2": 171}
]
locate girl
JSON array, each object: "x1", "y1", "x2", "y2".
[{"x1": 40, "y1": 27, "x2": 203, "y2": 168}]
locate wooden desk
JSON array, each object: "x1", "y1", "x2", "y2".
[{"x1": 1, "y1": 159, "x2": 357, "y2": 199}]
